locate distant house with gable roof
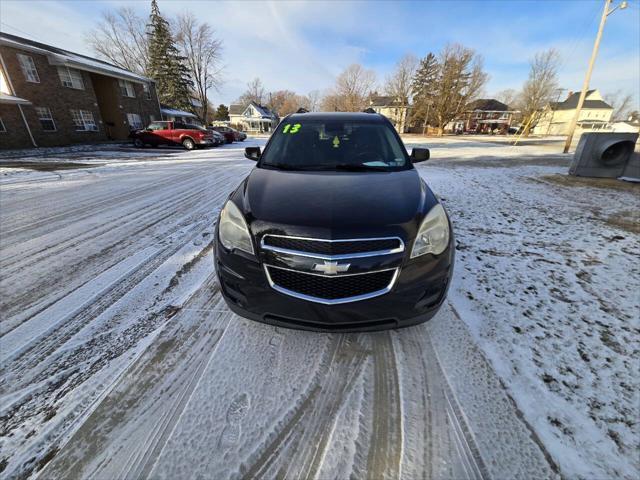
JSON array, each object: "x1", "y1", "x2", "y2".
[
  {"x1": 368, "y1": 95, "x2": 411, "y2": 133},
  {"x1": 228, "y1": 101, "x2": 278, "y2": 133},
  {"x1": 533, "y1": 89, "x2": 613, "y2": 135}
]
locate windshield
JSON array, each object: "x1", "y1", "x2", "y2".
[{"x1": 259, "y1": 120, "x2": 409, "y2": 171}]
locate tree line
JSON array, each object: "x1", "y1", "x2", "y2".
[
  {"x1": 88, "y1": 0, "x2": 222, "y2": 123},
  {"x1": 88, "y1": 1, "x2": 635, "y2": 131}
]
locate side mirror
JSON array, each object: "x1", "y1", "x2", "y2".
[
  {"x1": 245, "y1": 146, "x2": 261, "y2": 161},
  {"x1": 410, "y1": 147, "x2": 430, "y2": 163}
]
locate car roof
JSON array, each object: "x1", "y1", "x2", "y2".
[{"x1": 286, "y1": 112, "x2": 386, "y2": 123}]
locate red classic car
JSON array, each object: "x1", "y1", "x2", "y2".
[{"x1": 130, "y1": 121, "x2": 215, "y2": 150}]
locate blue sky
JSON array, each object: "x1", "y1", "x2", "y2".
[{"x1": 1, "y1": 0, "x2": 638, "y2": 107}]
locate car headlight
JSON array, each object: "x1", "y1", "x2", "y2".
[
  {"x1": 410, "y1": 203, "x2": 450, "y2": 258},
  {"x1": 218, "y1": 200, "x2": 254, "y2": 255}
]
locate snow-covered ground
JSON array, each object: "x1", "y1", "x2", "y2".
[{"x1": 0, "y1": 137, "x2": 637, "y2": 479}]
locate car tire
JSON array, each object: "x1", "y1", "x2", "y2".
[
  {"x1": 182, "y1": 138, "x2": 196, "y2": 150},
  {"x1": 133, "y1": 138, "x2": 144, "y2": 148}
]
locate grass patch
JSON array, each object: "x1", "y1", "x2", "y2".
[
  {"x1": 605, "y1": 211, "x2": 640, "y2": 234},
  {"x1": 538, "y1": 174, "x2": 640, "y2": 193}
]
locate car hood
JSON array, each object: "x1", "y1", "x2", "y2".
[{"x1": 239, "y1": 167, "x2": 436, "y2": 236}]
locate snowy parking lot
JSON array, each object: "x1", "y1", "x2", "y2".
[{"x1": 1, "y1": 137, "x2": 638, "y2": 479}]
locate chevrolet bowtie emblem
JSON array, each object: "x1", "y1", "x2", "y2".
[{"x1": 313, "y1": 260, "x2": 350, "y2": 275}]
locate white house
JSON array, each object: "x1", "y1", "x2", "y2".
[
  {"x1": 228, "y1": 101, "x2": 278, "y2": 133},
  {"x1": 533, "y1": 90, "x2": 613, "y2": 135},
  {"x1": 368, "y1": 96, "x2": 411, "y2": 133}
]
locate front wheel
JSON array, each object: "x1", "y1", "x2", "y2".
[
  {"x1": 133, "y1": 138, "x2": 144, "y2": 148},
  {"x1": 182, "y1": 138, "x2": 195, "y2": 150}
]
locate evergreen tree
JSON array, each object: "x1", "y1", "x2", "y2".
[
  {"x1": 214, "y1": 104, "x2": 229, "y2": 121},
  {"x1": 147, "y1": 0, "x2": 193, "y2": 111},
  {"x1": 410, "y1": 53, "x2": 439, "y2": 129}
]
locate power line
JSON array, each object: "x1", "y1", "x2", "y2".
[{"x1": 557, "y1": 2, "x2": 603, "y2": 74}]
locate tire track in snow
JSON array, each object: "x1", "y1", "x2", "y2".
[
  {"x1": 1, "y1": 220, "x2": 209, "y2": 385},
  {"x1": 242, "y1": 334, "x2": 370, "y2": 480},
  {"x1": 0, "y1": 168, "x2": 240, "y2": 332},
  {"x1": 19, "y1": 282, "x2": 229, "y2": 480},
  {"x1": 394, "y1": 328, "x2": 489, "y2": 480},
  {"x1": 365, "y1": 332, "x2": 404, "y2": 480},
  {"x1": 0, "y1": 168, "x2": 207, "y2": 239},
  {"x1": 0, "y1": 175, "x2": 211, "y2": 274}
]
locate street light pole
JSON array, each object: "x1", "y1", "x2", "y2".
[{"x1": 562, "y1": 0, "x2": 626, "y2": 153}]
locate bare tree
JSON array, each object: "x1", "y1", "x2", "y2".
[
  {"x1": 320, "y1": 92, "x2": 342, "y2": 112},
  {"x1": 519, "y1": 49, "x2": 561, "y2": 135},
  {"x1": 384, "y1": 54, "x2": 418, "y2": 131},
  {"x1": 604, "y1": 90, "x2": 636, "y2": 121},
  {"x1": 306, "y1": 90, "x2": 322, "y2": 112},
  {"x1": 237, "y1": 78, "x2": 266, "y2": 105},
  {"x1": 385, "y1": 54, "x2": 418, "y2": 100},
  {"x1": 86, "y1": 7, "x2": 149, "y2": 74},
  {"x1": 329, "y1": 64, "x2": 377, "y2": 111},
  {"x1": 174, "y1": 13, "x2": 223, "y2": 124},
  {"x1": 266, "y1": 90, "x2": 309, "y2": 116},
  {"x1": 430, "y1": 43, "x2": 488, "y2": 136},
  {"x1": 494, "y1": 88, "x2": 519, "y2": 108}
]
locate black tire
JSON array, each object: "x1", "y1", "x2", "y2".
[
  {"x1": 182, "y1": 138, "x2": 196, "y2": 150},
  {"x1": 133, "y1": 138, "x2": 144, "y2": 148}
]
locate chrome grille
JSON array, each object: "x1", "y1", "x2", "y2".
[
  {"x1": 265, "y1": 266, "x2": 398, "y2": 305},
  {"x1": 261, "y1": 235, "x2": 404, "y2": 260},
  {"x1": 261, "y1": 235, "x2": 403, "y2": 304},
  {"x1": 263, "y1": 236, "x2": 401, "y2": 255}
]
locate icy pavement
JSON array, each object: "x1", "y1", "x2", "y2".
[{"x1": 0, "y1": 137, "x2": 637, "y2": 479}]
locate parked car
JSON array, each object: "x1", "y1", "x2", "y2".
[
  {"x1": 210, "y1": 126, "x2": 235, "y2": 144},
  {"x1": 228, "y1": 127, "x2": 247, "y2": 142},
  {"x1": 130, "y1": 121, "x2": 215, "y2": 150},
  {"x1": 215, "y1": 111, "x2": 454, "y2": 332},
  {"x1": 207, "y1": 128, "x2": 225, "y2": 146}
]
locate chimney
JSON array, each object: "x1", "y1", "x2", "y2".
[{"x1": 567, "y1": 91, "x2": 574, "y2": 99}]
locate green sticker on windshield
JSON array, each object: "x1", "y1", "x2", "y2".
[{"x1": 282, "y1": 123, "x2": 301, "y2": 134}]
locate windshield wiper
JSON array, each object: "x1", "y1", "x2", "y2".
[
  {"x1": 262, "y1": 163, "x2": 391, "y2": 172},
  {"x1": 333, "y1": 163, "x2": 390, "y2": 172},
  {"x1": 262, "y1": 163, "x2": 318, "y2": 171}
]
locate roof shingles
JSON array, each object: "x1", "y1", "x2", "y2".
[
  {"x1": 0, "y1": 32, "x2": 152, "y2": 83},
  {"x1": 550, "y1": 90, "x2": 612, "y2": 111}
]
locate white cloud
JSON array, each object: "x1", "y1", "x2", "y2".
[{"x1": 1, "y1": 0, "x2": 638, "y2": 107}]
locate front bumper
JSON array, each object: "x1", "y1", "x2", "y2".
[
  {"x1": 198, "y1": 138, "x2": 214, "y2": 145},
  {"x1": 214, "y1": 234, "x2": 453, "y2": 332}
]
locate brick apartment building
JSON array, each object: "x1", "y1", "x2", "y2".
[{"x1": 0, "y1": 32, "x2": 161, "y2": 149}]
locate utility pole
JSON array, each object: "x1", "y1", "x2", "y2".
[{"x1": 563, "y1": 0, "x2": 627, "y2": 153}]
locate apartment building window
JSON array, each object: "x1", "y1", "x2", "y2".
[
  {"x1": 35, "y1": 107, "x2": 56, "y2": 131},
  {"x1": 17, "y1": 54, "x2": 40, "y2": 83},
  {"x1": 143, "y1": 83, "x2": 151, "y2": 100},
  {"x1": 118, "y1": 79, "x2": 135, "y2": 98},
  {"x1": 126, "y1": 113, "x2": 143, "y2": 130},
  {"x1": 0, "y1": 117, "x2": 6, "y2": 132},
  {"x1": 70, "y1": 109, "x2": 98, "y2": 131},
  {"x1": 57, "y1": 66, "x2": 84, "y2": 89}
]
